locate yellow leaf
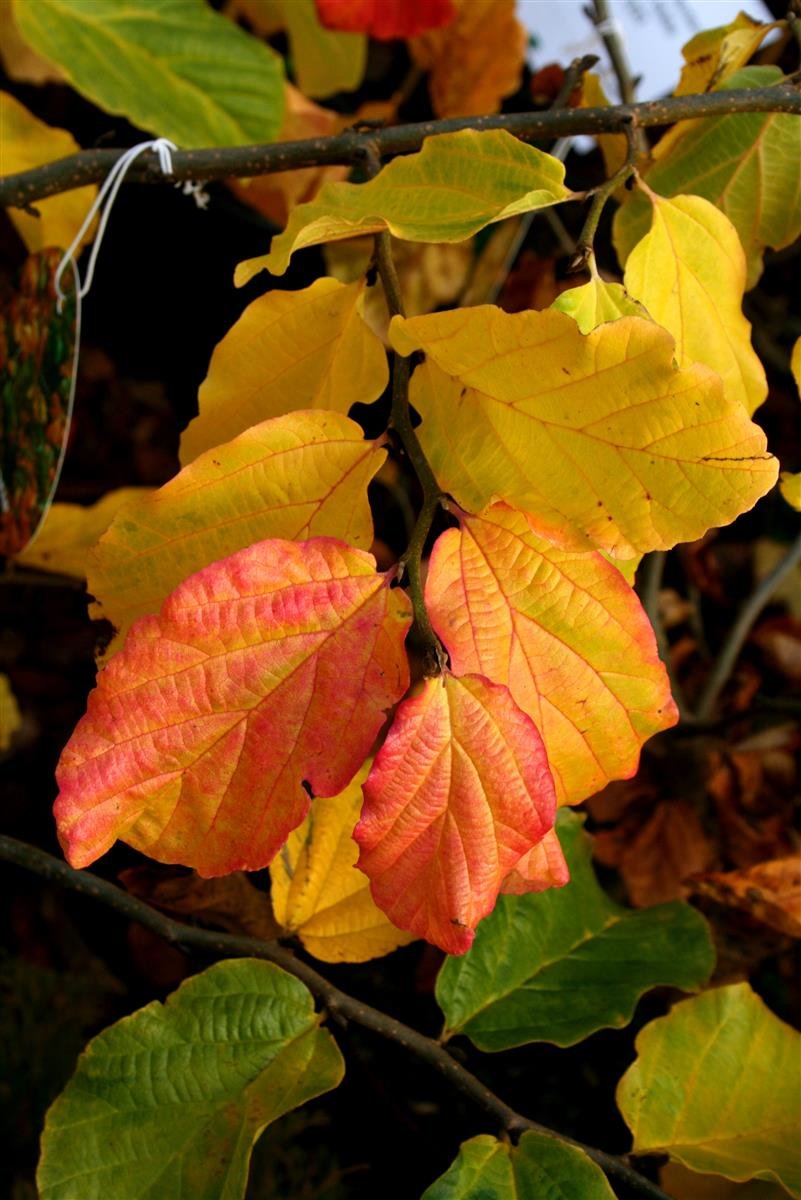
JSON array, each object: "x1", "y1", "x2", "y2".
[
  {"x1": 270, "y1": 762, "x2": 416, "y2": 963},
  {"x1": 793, "y1": 333, "x2": 801, "y2": 393},
  {"x1": 181, "y1": 278, "x2": 388, "y2": 464},
  {"x1": 674, "y1": 13, "x2": 774, "y2": 97},
  {"x1": 15, "y1": 489, "x2": 151, "y2": 578},
  {"x1": 409, "y1": 0, "x2": 525, "y2": 118},
  {"x1": 624, "y1": 191, "x2": 767, "y2": 415},
  {"x1": 0, "y1": 91, "x2": 96, "y2": 253},
  {"x1": 89, "y1": 410, "x2": 385, "y2": 654},
  {"x1": 390, "y1": 307, "x2": 778, "y2": 557},
  {"x1": 552, "y1": 271, "x2": 648, "y2": 335},
  {"x1": 236, "y1": 129, "x2": 571, "y2": 282},
  {"x1": 426, "y1": 504, "x2": 676, "y2": 805},
  {"x1": 0, "y1": 674, "x2": 22, "y2": 752},
  {"x1": 780, "y1": 473, "x2": 801, "y2": 512}
]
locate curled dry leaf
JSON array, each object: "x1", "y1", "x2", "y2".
[
  {"x1": 356, "y1": 672, "x2": 557, "y2": 955},
  {"x1": 57, "y1": 537, "x2": 412, "y2": 875},
  {"x1": 692, "y1": 854, "x2": 801, "y2": 939},
  {"x1": 409, "y1": 0, "x2": 525, "y2": 118}
]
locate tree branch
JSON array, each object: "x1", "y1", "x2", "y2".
[
  {"x1": 0, "y1": 833, "x2": 673, "y2": 1200},
  {"x1": 2, "y1": 86, "x2": 800, "y2": 209},
  {"x1": 695, "y1": 526, "x2": 801, "y2": 720}
]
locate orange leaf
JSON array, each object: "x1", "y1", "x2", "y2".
[
  {"x1": 425, "y1": 504, "x2": 677, "y2": 805},
  {"x1": 56, "y1": 538, "x2": 412, "y2": 876},
  {"x1": 314, "y1": 0, "x2": 454, "y2": 39},
  {"x1": 356, "y1": 673, "x2": 557, "y2": 954},
  {"x1": 409, "y1": 0, "x2": 525, "y2": 118},
  {"x1": 500, "y1": 828, "x2": 570, "y2": 896}
]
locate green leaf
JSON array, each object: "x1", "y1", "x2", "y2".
[
  {"x1": 421, "y1": 1132, "x2": 617, "y2": 1200},
  {"x1": 436, "y1": 811, "x2": 714, "y2": 1050},
  {"x1": 617, "y1": 983, "x2": 801, "y2": 1196},
  {"x1": 235, "y1": 129, "x2": 571, "y2": 281},
  {"x1": 613, "y1": 67, "x2": 801, "y2": 287},
  {"x1": 37, "y1": 959, "x2": 344, "y2": 1200},
  {"x1": 551, "y1": 274, "x2": 649, "y2": 334},
  {"x1": 13, "y1": 0, "x2": 285, "y2": 148}
]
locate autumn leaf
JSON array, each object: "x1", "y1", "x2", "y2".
[
  {"x1": 409, "y1": 0, "x2": 525, "y2": 119},
  {"x1": 1, "y1": 91, "x2": 96, "y2": 253},
  {"x1": 614, "y1": 67, "x2": 801, "y2": 287},
  {"x1": 90, "y1": 410, "x2": 385, "y2": 653},
  {"x1": 551, "y1": 268, "x2": 649, "y2": 334},
  {"x1": 623, "y1": 191, "x2": 766, "y2": 414},
  {"x1": 120, "y1": 865, "x2": 280, "y2": 940},
  {"x1": 674, "y1": 13, "x2": 775, "y2": 97},
  {"x1": 37, "y1": 960, "x2": 344, "y2": 1200},
  {"x1": 57, "y1": 537, "x2": 412, "y2": 875},
  {"x1": 422, "y1": 1132, "x2": 616, "y2": 1200},
  {"x1": 270, "y1": 761, "x2": 416, "y2": 962},
  {"x1": 391, "y1": 307, "x2": 778, "y2": 557},
  {"x1": 0, "y1": 0, "x2": 64, "y2": 83},
  {"x1": 314, "y1": 0, "x2": 454, "y2": 40},
  {"x1": 617, "y1": 983, "x2": 801, "y2": 1195},
  {"x1": 356, "y1": 673, "x2": 557, "y2": 955},
  {"x1": 692, "y1": 854, "x2": 801, "y2": 938},
  {"x1": 0, "y1": 673, "x2": 22, "y2": 752},
  {"x1": 425, "y1": 504, "x2": 677, "y2": 805},
  {"x1": 235, "y1": 130, "x2": 570, "y2": 282},
  {"x1": 500, "y1": 828, "x2": 569, "y2": 895},
  {"x1": 14, "y1": 488, "x2": 151, "y2": 578},
  {"x1": 181, "y1": 280, "x2": 388, "y2": 463}
]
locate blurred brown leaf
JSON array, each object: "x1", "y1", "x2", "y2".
[
  {"x1": 692, "y1": 853, "x2": 801, "y2": 938},
  {"x1": 120, "y1": 865, "x2": 280, "y2": 940},
  {"x1": 752, "y1": 615, "x2": 801, "y2": 682},
  {"x1": 410, "y1": 0, "x2": 525, "y2": 118}
]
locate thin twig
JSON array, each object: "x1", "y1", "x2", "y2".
[
  {"x1": 695, "y1": 527, "x2": 801, "y2": 720},
  {"x1": 2, "y1": 87, "x2": 801, "y2": 209},
  {"x1": 639, "y1": 551, "x2": 689, "y2": 721},
  {"x1": 570, "y1": 123, "x2": 638, "y2": 269},
  {"x1": 589, "y1": 0, "x2": 638, "y2": 104},
  {"x1": 0, "y1": 834, "x2": 674, "y2": 1200}
]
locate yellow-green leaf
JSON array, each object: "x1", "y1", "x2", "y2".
[
  {"x1": 552, "y1": 271, "x2": 648, "y2": 334},
  {"x1": 181, "y1": 278, "x2": 387, "y2": 464},
  {"x1": 15, "y1": 489, "x2": 151, "y2": 578},
  {"x1": 13, "y1": 0, "x2": 285, "y2": 148},
  {"x1": 780, "y1": 473, "x2": 801, "y2": 512},
  {"x1": 623, "y1": 191, "x2": 766, "y2": 415},
  {"x1": 614, "y1": 67, "x2": 801, "y2": 287},
  {"x1": 0, "y1": 90, "x2": 96, "y2": 253},
  {"x1": 88, "y1": 410, "x2": 385, "y2": 653},
  {"x1": 0, "y1": 673, "x2": 22, "y2": 752},
  {"x1": 390, "y1": 307, "x2": 777, "y2": 557},
  {"x1": 281, "y1": 0, "x2": 366, "y2": 98},
  {"x1": 617, "y1": 983, "x2": 801, "y2": 1196},
  {"x1": 235, "y1": 129, "x2": 570, "y2": 282},
  {"x1": 270, "y1": 762, "x2": 416, "y2": 963},
  {"x1": 674, "y1": 13, "x2": 775, "y2": 96}
]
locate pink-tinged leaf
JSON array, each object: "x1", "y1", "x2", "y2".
[
  {"x1": 56, "y1": 538, "x2": 412, "y2": 876},
  {"x1": 425, "y1": 505, "x2": 677, "y2": 805},
  {"x1": 356, "y1": 673, "x2": 557, "y2": 955},
  {"x1": 314, "y1": 0, "x2": 455, "y2": 40},
  {"x1": 501, "y1": 828, "x2": 570, "y2": 896}
]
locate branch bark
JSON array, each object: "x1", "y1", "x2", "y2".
[
  {"x1": 2, "y1": 86, "x2": 800, "y2": 209},
  {"x1": 0, "y1": 833, "x2": 673, "y2": 1200}
]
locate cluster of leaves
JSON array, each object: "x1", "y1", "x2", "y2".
[{"x1": 2, "y1": 1, "x2": 801, "y2": 1197}]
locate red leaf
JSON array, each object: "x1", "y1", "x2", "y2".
[
  {"x1": 314, "y1": 0, "x2": 455, "y2": 40},
  {"x1": 500, "y1": 828, "x2": 570, "y2": 896},
  {"x1": 356, "y1": 673, "x2": 557, "y2": 954},
  {"x1": 55, "y1": 538, "x2": 412, "y2": 876}
]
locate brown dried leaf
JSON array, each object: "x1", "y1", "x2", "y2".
[
  {"x1": 617, "y1": 800, "x2": 716, "y2": 908},
  {"x1": 692, "y1": 854, "x2": 801, "y2": 938},
  {"x1": 120, "y1": 866, "x2": 280, "y2": 941},
  {"x1": 410, "y1": 0, "x2": 525, "y2": 118}
]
